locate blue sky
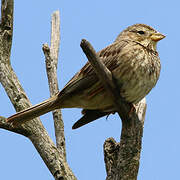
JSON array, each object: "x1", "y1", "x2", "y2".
[{"x1": 0, "y1": 0, "x2": 179, "y2": 179}]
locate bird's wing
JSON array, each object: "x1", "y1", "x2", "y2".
[{"x1": 58, "y1": 40, "x2": 129, "y2": 99}]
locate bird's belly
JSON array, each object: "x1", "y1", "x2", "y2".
[
  {"x1": 60, "y1": 78, "x2": 154, "y2": 111},
  {"x1": 60, "y1": 65, "x2": 159, "y2": 110},
  {"x1": 120, "y1": 79, "x2": 154, "y2": 103}
]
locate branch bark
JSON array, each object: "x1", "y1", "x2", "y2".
[
  {"x1": 80, "y1": 39, "x2": 146, "y2": 180},
  {"x1": 0, "y1": 1, "x2": 75, "y2": 180},
  {"x1": 42, "y1": 10, "x2": 66, "y2": 161}
]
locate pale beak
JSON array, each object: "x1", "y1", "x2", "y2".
[{"x1": 150, "y1": 32, "x2": 166, "y2": 42}]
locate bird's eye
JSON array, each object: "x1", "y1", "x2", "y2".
[{"x1": 137, "y1": 31, "x2": 145, "y2": 35}]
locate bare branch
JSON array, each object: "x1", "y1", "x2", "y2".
[
  {"x1": 0, "y1": 116, "x2": 29, "y2": 136},
  {"x1": 0, "y1": 2, "x2": 75, "y2": 179},
  {"x1": 0, "y1": 0, "x2": 13, "y2": 63},
  {"x1": 50, "y1": 11, "x2": 60, "y2": 62},
  {"x1": 42, "y1": 10, "x2": 66, "y2": 160},
  {"x1": 104, "y1": 99, "x2": 146, "y2": 180},
  {"x1": 80, "y1": 39, "x2": 146, "y2": 180}
]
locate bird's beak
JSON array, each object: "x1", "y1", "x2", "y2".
[{"x1": 150, "y1": 32, "x2": 165, "y2": 42}]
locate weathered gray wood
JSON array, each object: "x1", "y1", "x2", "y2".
[
  {"x1": 42, "y1": 11, "x2": 66, "y2": 161},
  {"x1": 0, "y1": 1, "x2": 75, "y2": 179},
  {"x1": 80, "y1": 39, "x2": 146, "y2": 180}
]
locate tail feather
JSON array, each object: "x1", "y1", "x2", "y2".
[{"x1": 6, "y1": 96, "x2": 58, "y2": 125}]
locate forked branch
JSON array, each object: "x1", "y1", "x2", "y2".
[
  {"x1": 0, "y1": 1, "x2": 75, "y2": 179},
  {"x1": 80, "y1": 39, "x2": 146, "y2": 180}
]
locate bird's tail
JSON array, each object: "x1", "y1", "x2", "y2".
[{"x1": 6, "y1": 96, "x2": 58, "y2": 126}]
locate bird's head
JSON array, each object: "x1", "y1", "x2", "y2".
[{"x1": 116, "y1": 24, "x2": 165, "y2": 51}]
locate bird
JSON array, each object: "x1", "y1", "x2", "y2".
[{"x1": 6, "y1": 24, "x2": 165, "y2": 129}]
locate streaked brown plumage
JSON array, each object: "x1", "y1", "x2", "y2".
[{"x1": 6, "y1": 24, "x2": 165, "y2": 129}]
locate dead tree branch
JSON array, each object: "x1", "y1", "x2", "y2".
[
  {"x1": 42, "y1": 11, "x2": 66, "y2": 161},
  {"x1": 0, "y1": 1, "x2": 75, "y2": 179},
  {"x1": 80, "y1": 39, "x2": 146, "y2": 180}
]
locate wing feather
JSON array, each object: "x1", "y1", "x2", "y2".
[{"x1": 58, "y1": 40, "x2": 129, "y2": 98}]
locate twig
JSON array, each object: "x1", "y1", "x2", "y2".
[
  {"x1": 42, "y1": 10, "x2": 66, "y2": 160},
  {"x1": 0, "y1": 116, "x2": 29, "y2": 136},
  {"x1": 80, "y1": 39, "x2": 146, "y2": 180}
]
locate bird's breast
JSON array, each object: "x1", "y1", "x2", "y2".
[{"x1": 114, "y1": 46, "x2": 161, "y2": 103}]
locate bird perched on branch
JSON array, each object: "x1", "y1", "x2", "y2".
[{"x1": 7, "y1": 24, "x2": 165, "y2": 129}]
